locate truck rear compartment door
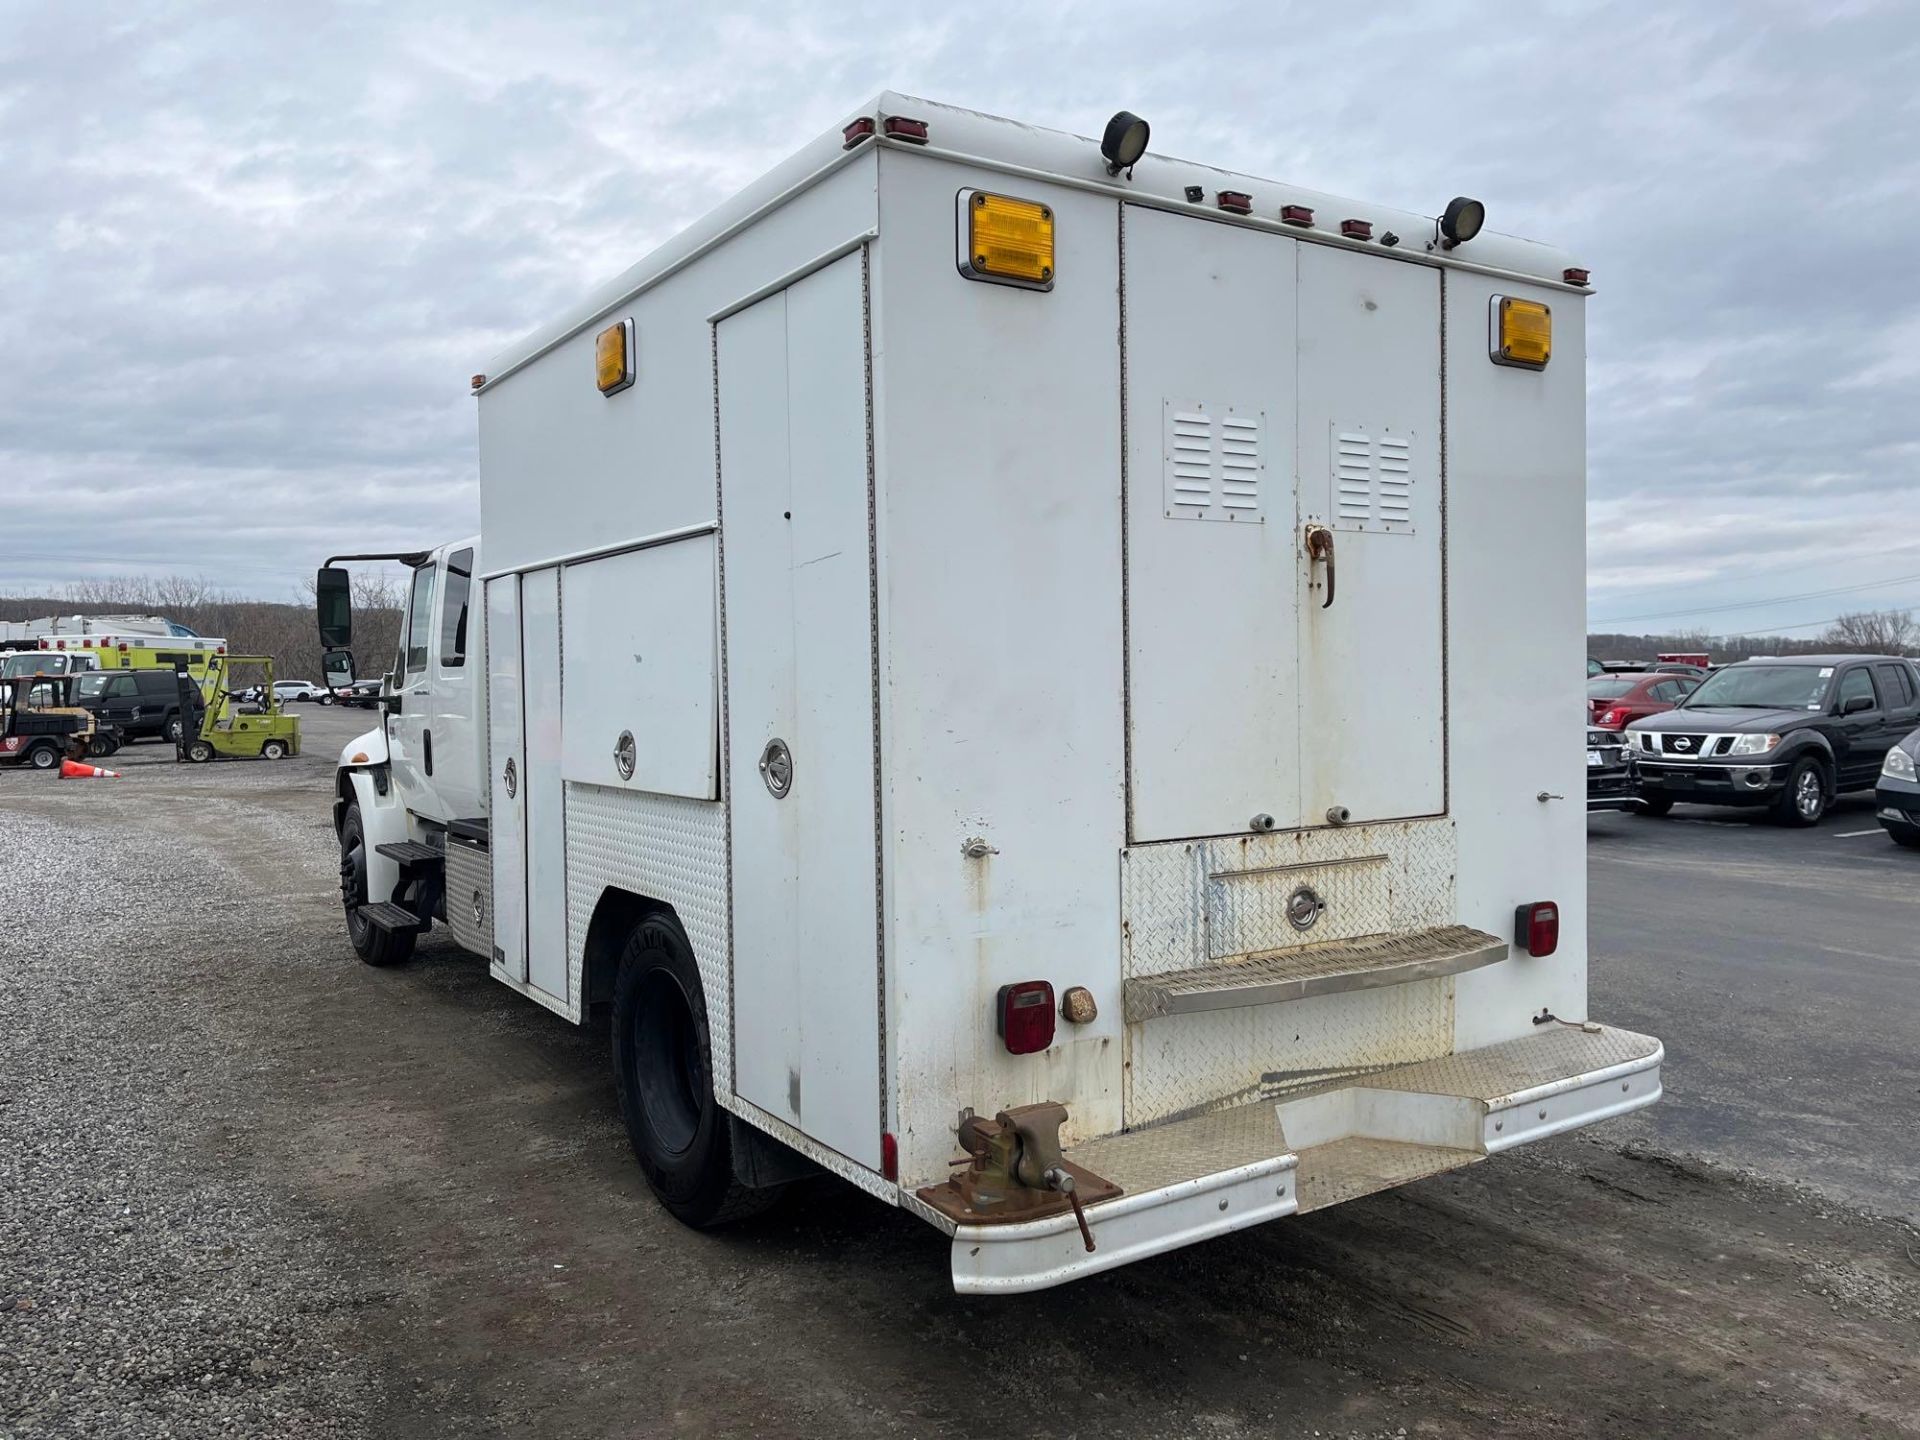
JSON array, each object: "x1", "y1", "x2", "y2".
[
  {"x1": 716, "y1": 250, "x2": 882, "y2": 1171},
  {"x1": 1123, "y1": 207, "x2": 1301, "y2": 844},
  {"x1": 1122, "y1": 208, "x2": 1445, "y2": 839},
  {"x1": 1294, "y1": 244, "x2": 1445, "y2": 826}
]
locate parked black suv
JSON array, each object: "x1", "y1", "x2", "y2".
[
  {"x1": 73, "y1": 668, "x2": 189, "y2": 743},
  {"x1": 1625, "y1": 654, "x2": 1920, "y2": 825}
]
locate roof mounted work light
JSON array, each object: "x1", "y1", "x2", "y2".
[
  {"x1": 1438, "y1": 196, "x2": 1485, "y2": 249},
  {"x1": 1099, "y1": 110, "x2": 1149, "y2": 176}
]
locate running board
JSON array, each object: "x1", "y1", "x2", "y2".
[
  {"x1": 358, "y1": 901, "x2": 425, "y2": 935},
  {"x1": 1124, "y1": 924, "x2": 1508, "y2": 1022},
  {"x1": 374, "y1": 840, "x2": 443, "y2": 869}
]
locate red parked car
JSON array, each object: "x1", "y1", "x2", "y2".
[{"x1": 1586, "y1": 671, "x2": 1701, "y2": 730}]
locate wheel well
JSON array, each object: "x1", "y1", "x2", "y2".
[{"x1": 583, "y1": 888, "x2": 677, "y2": 1017}]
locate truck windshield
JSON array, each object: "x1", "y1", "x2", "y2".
[
  {"x1": 1682, "y1": 664, "x2": 1831, "y2": 711},
  {"x1": 2, "y1": 653, "x2": 64, "y2": 679}
]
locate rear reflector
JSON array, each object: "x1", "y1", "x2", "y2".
[
  {"x1": 1281, "y1": 204, "x2": 1315, "y2": 226},
  {"x1": 883, "y1": 116, "x2": 928, "y2": 143},
  {"x1": 881, "y1": 1131, "x2": 898, "y2": 1181},
  {"x1": 1514, "y1": 902, "x2": 1560, "y2": 957},
  {"x1": 997, "y1": 980, "x2": 1056, "y2": 1054},
  {"x1": 1217, "y1": 191, "x2": 1252, "y2": 214}
]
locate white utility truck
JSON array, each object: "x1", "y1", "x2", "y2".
[{"x1": 319, "y1": 94, "x2": 1662, "y2": 1295}]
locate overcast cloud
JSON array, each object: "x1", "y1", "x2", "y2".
[{"x1": 3, "y1": 1, "x2": 1917, "y2": 633}]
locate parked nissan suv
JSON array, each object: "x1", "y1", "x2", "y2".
[{"x1": 1625, "y1": 654, "x2": 1920, "y2": 825}]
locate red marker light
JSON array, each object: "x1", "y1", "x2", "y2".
[
  {"x1": 883, "y1": 116, "x2": 928, "y2": 143},
  {"x1": 843, "y1": 117, "x2": 876, "y2": 149},
  {"x1": 1217, "y1": 191, "x2": 1252, "y2": 214},
  {"x1": 1514, "y1": 902, "x2": 1560, "y2": 958},
  {"x1": 1339, "y1": 218, "x2": 1371, "y2": 239},
  {"x1": 1563, "y1": 268, "x2": 1591, "y2": 286},
  {"x1": 1281, "y1": 204, "x2": 1315, "y2": 226},
  {"x1": 997, "y1": 981, "x2": 1057, "y2": 1055}
]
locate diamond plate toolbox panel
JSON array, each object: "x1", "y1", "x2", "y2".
[
  {"x1": 445, "y1": 839, "x2": 493, "y2": 960},
  {"x1": 1121, "y1": 819, "x2": 1459, "y2": 1125},
  {"x1": 565, "y1": 781, "x2": 730, "y2": 1083}
]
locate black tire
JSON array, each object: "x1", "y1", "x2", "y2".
[
  {"x1": 27, "y1": 742, "x2": 58, "y2": 771},
  {"x1": 1773, "y1": 756, "x2": 1829, "y2": 827},
  {"x1": 1635, "y1": 796, "x2": 1674, "y2": 817},
  {"x1": 89, "y1": 734, "x2": 120, "y2": 758},
  {"x1": 612, "y1": 914, "x2": 778, "y2": 1227},
  {"x1": 339, "y1": 803, "x2": 416, "y2": 967},
  {"x1": 262, "y1": 739, "x2": 288, "y2": 760},
  {"x1": 164, "y1": 712, "x2": 183, "y2": 744}
]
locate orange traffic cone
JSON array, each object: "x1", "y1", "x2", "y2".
[{"x1": 59, "y1": 758, "x2": 121, "y2": 779}]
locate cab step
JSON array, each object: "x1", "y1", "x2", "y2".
[
  {"x1": 1124, "y1": 923, "x2": 1508, "y2": 1022},
  {"x1": 358, "y1": 901, "x2": 426, "y2": 935},
  {"x1": 374, "y1": 840, "x2": 443, "y2": 869}
]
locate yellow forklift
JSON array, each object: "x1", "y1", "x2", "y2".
[{"x1": 179, "y1": 655, "x2": 300, "y2": 762}]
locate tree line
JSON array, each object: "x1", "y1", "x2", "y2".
[
  {"x1": 0, "y1": 574, "x2": 404, "y2": 686},
  {"x1": 1589, "y1": 608, "x2": 1919, "y2": 663}
]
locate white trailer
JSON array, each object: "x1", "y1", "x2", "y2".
[{"x1": 322, "y1": 94, "x2": 1661, "y2": 1294}]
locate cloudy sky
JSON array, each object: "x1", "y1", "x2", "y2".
[{"x1": 3, "y1": 1, "x2": 1917, "y2": 636}]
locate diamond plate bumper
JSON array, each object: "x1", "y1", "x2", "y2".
[{"x1": 946, "y1": 1023, "x2": 1663, "y2": 1295}]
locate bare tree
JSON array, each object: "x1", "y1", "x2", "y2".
[{"x1": 1823, "y1": 609, "x2": 1918, "y2": 656}]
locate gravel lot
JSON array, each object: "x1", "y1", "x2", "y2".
[{"x1": 3, "y1": 708, "x2": 1917, "y2": 1438}]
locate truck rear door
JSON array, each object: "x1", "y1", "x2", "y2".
[{"x1": 1122, "y1": 207, "x2": 1444, "y2": 839}]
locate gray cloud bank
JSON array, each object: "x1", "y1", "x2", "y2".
[{"x1": 2, "y1": 1, "x2": 1916, "y2": 632}]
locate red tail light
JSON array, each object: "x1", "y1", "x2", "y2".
[
  {"x1": 997, "y1": 980, "x2": 1056, "y2": 1054},
  {"x1": 1598, "y1": 708, "x2": 1625, "y2": 728},
  {"x1": 1514, "y1": 902, "x2": 1559, "y2": 958}
]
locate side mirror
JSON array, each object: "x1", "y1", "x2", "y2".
[
  {"x1": 322, "y1": 648, "x2": 355, "y2": 689},
  {"x1": 316, "y1": 567, "x2": 353, "y2": 648},
  {"x1": 1842, "y1": 693, "x2": 1874, "y2": 715}
]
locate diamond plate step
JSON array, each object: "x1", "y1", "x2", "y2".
[
  {"x1": 374, "y1": 841, "x2": 443, "y2": 868},
  {"x1": 1124, "y1": 924, "x2": 1508, "y2": 1022},
  {"x1": 358, "y1": 901, "x2": 425, "y2": 935}
]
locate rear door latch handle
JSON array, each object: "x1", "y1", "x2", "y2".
[{"x1": 1303, "y1": 523, "x2": 1336, "y2": 609}]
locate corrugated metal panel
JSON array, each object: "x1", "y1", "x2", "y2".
[{"x1": 1161, "y1": 400, "x2": 1265, "y2": 523}]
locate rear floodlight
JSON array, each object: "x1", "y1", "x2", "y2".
[
  {"x1": 957, "y1": 190, "x2": 1055, "y2": 291},
  {"x1": 1439, "y1": 196, "x2": 1485, "y2": 249},
  {"x1": 1100, "y1": 110, "x2": 1149, "y2": 176},
  {"x1": 1490, "y1": 295, "x2": 1552, "y2": 369},
  {"x1": 595, "y1": 318, "x2": 634, "y2": 395}
]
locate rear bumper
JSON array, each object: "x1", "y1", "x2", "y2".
[{"x1": 946, "y1": 1024, "x2": 1663, "y2": 1295}]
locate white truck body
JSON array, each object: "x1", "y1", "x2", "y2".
[{"x1": 340, "y1": 94, "x2": 1661, "y2": 1294}]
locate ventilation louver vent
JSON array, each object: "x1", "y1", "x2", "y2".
[
  {"x1": 1331, "y1": 425, "x2": 1416, "y2": 534},
  {"x1": 1162, "y1": 401, "x2": 1265, "y2": 523}
]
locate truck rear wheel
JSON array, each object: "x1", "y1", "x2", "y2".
[
  {"x1": 340, "y1": 803, "x2": 416, "y2": 967},
  {"x1": 612, "y1": 914, "x2": 778, "y2": 1228}
]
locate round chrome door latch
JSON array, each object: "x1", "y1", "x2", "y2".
[
  {"x1": 613, "y1": 729, "x2": 636, "y2": 781},
  {"x1": 1286, "y1": 884, "x2": 1325, "y2": 932},
  {"x1": 502, "y1": 757, "x2": 518, "y2": 799},
  {"x1": 759, "y1": 737, "x2": 793, "y2": 798}
]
